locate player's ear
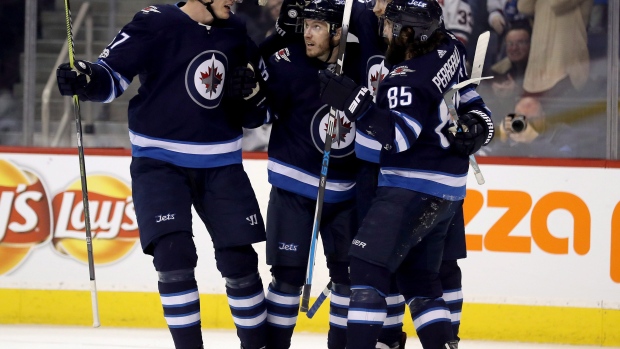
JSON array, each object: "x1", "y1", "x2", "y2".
[{"x1": 333, "y1": 27, "x2": 342, "y2": 42}]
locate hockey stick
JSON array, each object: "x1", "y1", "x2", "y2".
[
  {"x1": 300, "y1": 0, "x2": 355, "y2": 313},
  {"x1": 306, "y1": 281, "x2": 332, "y2": 318},
  {"x1": 63, "y1": 0, "x2": 100, "y2": 328},
  {"x1": 443, "y1": 31, "x2": 492, "y2": 185}
]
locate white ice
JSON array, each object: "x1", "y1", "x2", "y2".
[{"x1": 0, "y1": 325, "x2": 607, "y2": 349}]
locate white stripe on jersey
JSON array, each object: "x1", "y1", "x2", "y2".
[
  {"x1": 129, "y1": 130, "x2": 242, "y2": 155},
  {"x1": 380, "y1": 168, "x2": 467, "y2": 188},
  {"x1": 267, "y1": 159, "x2": 355, "y2": 192}
]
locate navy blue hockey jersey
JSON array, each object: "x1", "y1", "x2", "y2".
[
  {"x1": 264, "y1": 42, "x2": 361, "y2": 203},
  {"x1": 349, "y1": 0, "x2": 390, "y2": 163},
  {"x1": 88, "y1": 4, "x2": 265, "y2": 168},
  {"x1": 356, "y1": 32, "x2": 491, "y2": 201}
]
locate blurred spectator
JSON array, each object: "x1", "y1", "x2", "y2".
[
  {"x1": 483, "y1": 20, "x2": 531, "y2": 120},
  {"x1": 588, "y1": 0, "x2": 607, "y2": 35},
  {"x1": 517, "y1": 0, "x2": 594, "y2": 98},
  {"x1": 438, "y1": 0, "x2": 474, "y2": 45},
  {"x1": 235, "y1": 0, "x2": 283, "y2": 45},
  {"x1": 483, "y1": 96, "x2": 576, "y2": 158}
]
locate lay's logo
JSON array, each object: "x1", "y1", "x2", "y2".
[
  {"x1": 0, "y1": 159, "x2": 52, "y2": 275},
  {"x1": 52, "y1": 175, "x2": 139, "y2": 265},
  {"x1": 0, "y1": 159, "x2": 139, "y2": 275}
]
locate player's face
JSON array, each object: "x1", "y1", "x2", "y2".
[
  {"x1": 382, "y1": 18, "x2": 394, "y2": 43},
  {"x1": 304, "y1": 19, "x2": 333, "y2": 60},
  {"x1": 211, "y1": 0, "x2": 236, "y2": 19},
  {"x1": 373, "y1": 0, "x2": 390, "y2": 18}
]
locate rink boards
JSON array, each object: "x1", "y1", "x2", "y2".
[{"x1": 0, "y1": 148, "x2": 618, "y2": 346}]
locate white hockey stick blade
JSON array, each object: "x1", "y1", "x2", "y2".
[{"x1": 471, "y1": 31, "x2": 490, "y2": 82}]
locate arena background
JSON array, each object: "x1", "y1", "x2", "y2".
[{"x1": 0, "y1": 148, "x2": 618, "y2": 347}]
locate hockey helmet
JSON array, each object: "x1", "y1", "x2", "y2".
[
  {"x1": 383, "y1": 0, "x2": 443, "y2": 41},
  {"x1": 299, "y1": 0, "x2": 345, "y2": 35}
]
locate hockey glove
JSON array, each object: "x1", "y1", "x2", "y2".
[
  {"x1": 318, "y1": 69, "x2": 372, "y2": 121},
  {"x1": 274, "y1": 0, "x2": 305, "y2": 37},
  {"x1": 446, "y1": 111, "x2": 493, "y2": 156},
  {"x1": 227, "y1": 63, "x2": 266, "y2": 107},
  {"x1": 56, "y1": 60, "x2": 96, "y2": 100}
]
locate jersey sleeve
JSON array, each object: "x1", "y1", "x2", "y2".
[{"x1": 93, "y1": 11, "x2": 160, "y2": 102}]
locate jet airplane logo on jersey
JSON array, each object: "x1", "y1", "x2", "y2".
[
  {"x1": 187, "y1": 51, "x2": 228, "y2": 109},
  {"x1": 275, "y1": 48, "x2": 291, "y2": 63},
  {"x1": 141, "y1": 6, "x2": 161, "y2": 14},
  {"x1": 311, "y1": 107, "x2": 356, "y2": 158},
  {"x1": 390, "y1": 66, "x2": 415, "y2": 77}
]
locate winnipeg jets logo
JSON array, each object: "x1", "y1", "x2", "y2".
[
  {"x1": 437, "y1": 49, "x2": 447, "y2": 58},
  {"x1": 187, "y1": 50, "x2": 228, "y2": 109},
  {"x1": 141, "y1": 6, "x2": 161, "y2": 14},
  {"x1": 367, "y1": 56, "x2": 388, "y2": 98},
  {"x1": 275, "y1": 48, "x2": 291, "y2": 62},
  {"x1": 389, "y1": 65, "x2": 415, "y2": 77},
  {"x1": 199, "y1": 61, "x2": 223, "y2": 96},
  {"x1": 311, "y1": 106, "x2": 355, "y2": 158}
]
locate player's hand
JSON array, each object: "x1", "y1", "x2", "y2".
[
  {"x1": 275, "y1": 0, "x2": 305, "y2": 37},
  {"x1": 228, "y1": 63, "x2": 266, "y2": 108},
  {"x1": 447, "y1": 111, "x2": 492, "y2": 156},
  {"x1": 56, "y1": 60, "x2": 95, "y2": 100},
  {"x1": 318, "y1": 69, "x2": 372, "y2": 121}
]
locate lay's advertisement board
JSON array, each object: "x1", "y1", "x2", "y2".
[{"x1": 0, "y1": 148, "x2": 618, "y2": 346}]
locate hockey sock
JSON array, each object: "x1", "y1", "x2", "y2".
[
  {"x1": 327, "y1": 282, "x2": 350, "y2": 349},
  {"x1": 442, "y1": 287, "x2": 463, "y2": 341},
  {"x1": 158, "y1": 278, "x2": 203, "y2": 349},
  {"x1": 377, "y1": 292, "x2": 406, "y2": 347},
  {"x1": 440, "y1": 260, "x2": 463, "y2": 340},
  {"x1": 347, "y1": 286, "x2": 387, "y2": 349},
  {"x1": 408, "y1": 297, "x2": 453, "y2": 349},
  {"x1": 265, "y1": 280, "x2": 302, "y2": 349},
  {"x1": 226, "y1": 274, "x2": 268, "y2": 349}
]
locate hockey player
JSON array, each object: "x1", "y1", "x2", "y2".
[
  {"x1": 55, "y1": 1, "x2": 269, "y2": 348},
  {"x1": 318, "y1": 0, "x2": 493, "y2": 348},
  {"x1": 365, "y1": 0, "x2": 490, "y2": 346},
  {"x1": 260, "y1": 1, "x2": 408, "y2": 348},
  {"x1": 261, "y1": 0, "x2": 362, "y2": 348}
]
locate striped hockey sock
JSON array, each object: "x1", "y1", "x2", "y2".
[
  {"x1": 226, "y1": 280, "x2": 267, "y2": 349},
  {"x1": 265, "y1": 282, "x2": 301, "y2": 349},
  {"x1": 159, "y1": 279, "x2": 203, "y2": 349}
]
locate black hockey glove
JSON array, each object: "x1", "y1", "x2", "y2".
[
  {"x1": 274, "y1": 0, "x2": 305, "y2": 37},
  {"x1": 56, "y1": 60, "x2": 96, "y2": 101},
  {"x1": 227, "y1": 63, "x2": 266, "y2": 108},
  {"x1": 318, "y1": 69, "x2": 372, "y2": 121},
  {"x1": 447, "y1": 111, "x2": 493, "y2": 156}
]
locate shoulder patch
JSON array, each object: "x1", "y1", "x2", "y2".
[
  {"x1": 437, "y1": 49, "x2": 447, "y2": 58},
  {"x1": 274, "y1": 48, "x2": 292, "y2": 63},
  {"x1": 140, "y1": 5, "x2": 161, "y2": 14},
  {"x1": 389, "y1": 65, "x2": 415, "y2": 77}
]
